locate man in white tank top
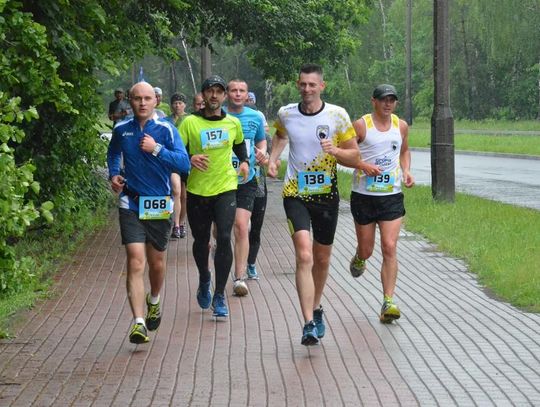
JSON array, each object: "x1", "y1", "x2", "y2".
[{"x1": 349, "y1": 84, "x2": 415, "y2": 323}]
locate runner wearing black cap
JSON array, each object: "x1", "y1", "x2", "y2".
[{"x1": 179, "y1": 75, "x2": 249, "y2": 317}]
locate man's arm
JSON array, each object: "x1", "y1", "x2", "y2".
[
  {"x1": 267, "y1": 129, "x2": 288, "y2": 178},
  {"x1": 139, "y1": 126, "x2": 191, "y2": 174},
  {"x1": 107, "y1": 129, "x2": 124, "y2": 192},
  {"x1": 399, "y1": 119, "x2": 414, "y2": 188},
  {"x1": 349, "y1": 117, "x2": 382, "y2": 176},
  {"x1": 320, "y1": 136, "x2": 360, "y2": 168}
]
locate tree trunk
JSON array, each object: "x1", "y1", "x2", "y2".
[
  {"x1": 180, "y1": 33, "x2": 197, "y2": 95},
  {"x1": 459, "y1": 6, "x2": 476, "y2": 119},
  {"x1": 377, "y1": 0, "x2": 389, "y2": 77}
]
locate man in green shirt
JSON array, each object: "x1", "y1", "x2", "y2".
[
  {"x1": 179, "y1": 75, "x2": 249, "y2": 317},
  {"x1": 154, "y1": 87, "x2": 171, "y2": 117}
]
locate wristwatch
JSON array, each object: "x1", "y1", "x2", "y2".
[{"x1": 152, "y1": 143, "x2": 163, "y2": 157}]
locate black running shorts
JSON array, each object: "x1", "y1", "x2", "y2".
[
  {"x1": 118, "y1": 208, "x2": 172, "y2": 252},
  {"x1": 236, "y1": 178, "x2": 258, "y2": 212},
  {"x1": 283, "y1": 197, "x2": 339, "y2": 245},
  {"x1": 350, "y1": 192, "x2": 405, "y2": 225}
]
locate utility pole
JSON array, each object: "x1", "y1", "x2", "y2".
[
  {"x1": 404, "y1": 0, "x2": 413, "y2": 125},
  {"x1": 431, "y1": 0, "x2": 455, "y2": 202}
]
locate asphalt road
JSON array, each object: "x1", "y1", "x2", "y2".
[{"x1": 411, "y1": 149, "x2": 540, "y2": 211}]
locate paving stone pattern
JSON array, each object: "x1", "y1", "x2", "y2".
[{"x1": 0, "y1": 179, "x2": 539, "y2": 406}]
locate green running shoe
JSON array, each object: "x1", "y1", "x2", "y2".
[
  {"x1": 129, "y1": 323, "x2": 149, "y2": 344},
  {"x1": 145, "y1": 294, "x2": 162, "y2": 331},
  {"x1": 349, "y1": 254, "x2": 366, "y2": 278},
  {"x1": 380, "y1": 296, "x2": 401, "y2": 323}
]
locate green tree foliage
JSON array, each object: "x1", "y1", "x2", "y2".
[
  {"x1": 351, "y1": 0, "x2": 540, "y2": 120},
  {"x1": 1, "y1": 0, "x2": 370, "y2": 293}
]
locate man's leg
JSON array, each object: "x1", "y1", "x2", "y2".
[
  {"x1": 377, "y1": 218, "x2": 402, "y2": 298},
  {"x1": 179, "y1": 181, "x2": 188, "y2": 228},
  {"x1": 170, "y1": 173, "x2": 182, "y2": 238},
  {"x1": 312, "y1": 241, "x2": 332, "y2": 309},
  {"x1": 187, "y1": 193, "x2": 213, "y2": 309},
  {"x1": 354, "y1": 222, "x2": 377, "y2": 261},
  {"x1": 291, "y1": 230, "x2": 315, "y2": 323},
  {"x1": 377, "y1": 217, "x2": 403, "y2": 323},
  {"x1": 211, "y1": 191, "x2": 236, "y2": 317},
  {"x1": 213, "y1": 191, "x2": 236, "y2": 295},
  {"x1": 125, "y1": 243, "x2": 147, "y2": 319},
  {"x1": 247, "y1": 193, "x2": 267, "y2": 279},
  {"x1": 233, "y1": 208, "x2": 252, "y2": 281},
  {"x1": 146, "y1": 243, "x2": 167, "y2": 297}
]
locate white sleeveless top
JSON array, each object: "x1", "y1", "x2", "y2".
[{"x1": 351, "y1": 113, "x2": 402, "y2": 196}]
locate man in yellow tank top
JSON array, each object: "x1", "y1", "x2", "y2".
[{"x1": 349, "y1": 84, "x2": 415, "y2": 323}]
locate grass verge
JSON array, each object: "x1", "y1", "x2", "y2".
[
  {"x1": 0, "y1": 200, "x2": 113, "y2": 338},
  {"x1": 408, "y1": 129, "x2": 540, "y2": 156},
  {"x1": 337, "y1": 169, "x2": 539, "y2": 312}
]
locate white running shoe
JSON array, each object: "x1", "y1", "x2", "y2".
[{"x1": 232, "y1": 279, "x2": 248, "y2": 296}]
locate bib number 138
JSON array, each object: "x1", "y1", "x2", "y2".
[{"x1": 298, "y1": 171, "x2": 331, "y2": 195}]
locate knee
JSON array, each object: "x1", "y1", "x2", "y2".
[
  {"x1": 234, "y1": 221, "x2": 249, "y2": 239},
  {"x1": 381, "y1": 239, "x2": 397, "y2": 259},
  {"x1": 313, "y1": 252, "x2": 330, "y2": 269},
  {"x1": 127, "y1": 255, "x2": 145, "y2": 274},
  {"x1": 296, "y1": 248, "x2": 313, "y2": 267}
]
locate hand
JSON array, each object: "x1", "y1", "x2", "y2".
[
  {"x1": 238, "y1": 161, "x2": 249, "y2": 182},
  {"x1": 267, "y1": 160, "x2": 278, "y2": 178},
  {"x1": 110, "y1": 175, "x2": 125, "y2": 193},
  {"x1": 361, "y1": 163, "x2": 382, "y2": 177},
  {"x1": 254, "y1": 147, "x2": 268, "y2": 165},
  {"x1": 139, "y1": 134, "x2": 157, "y2": 153},
  {"x1": 191, "y1": 154, "x2": 209, "y2": 171},
  {"x1": 320, "y1": 139, "x2": 338, "y2": 156},
  {"x1": 403, "y1": 170, "x2": 415, "y2": 188}
]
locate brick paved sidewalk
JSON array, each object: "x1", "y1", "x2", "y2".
[{"x1": 0, "y1": 179, "x2": 539, "y2": 406}]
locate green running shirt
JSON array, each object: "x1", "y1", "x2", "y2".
[{"x1": 180, "y1": 113, "x2": 244, "y2": 196}]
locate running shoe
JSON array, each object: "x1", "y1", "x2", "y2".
[
  {"x1": 349, "y1": 254, "x2": 366, "y2": 278},
  {"x1": 301, "y1": 321, "x2": 319, "y2": 346},
  {"x1": 313, "y1": 305, "x2": 325, "y2": 338},
  {"x1": 246, "y1": 264, "x2": 259, "y2": 280},
  {"x1": 179, "y1": 223, "x2": 187, "y2": 238},
  {"x1": 129, "y1": 323, "x2": 149, "y2": 344},
  {"x1": 380, "y1": 296, "x2": 401, "y2": 323},
  {"x1": 197, "y1": 280, "x2": 212, "y2": 309},
  {"x1": 212, "y1": 293, "x2": 229, "y2": 317},
  {"x1": 145, "y1": 294, "x2": 162, "y2": 331},
  {"x1": 233, "y1": 279, "x2": 249, "y2": 296},
  {"x1": 171, "y1": 226, "x2": 181, "y2": 239}
]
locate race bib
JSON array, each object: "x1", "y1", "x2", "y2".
[
  {"x1": 200, "y1": 128, "x2": 229, "y2": 150},
  {"x1": 298, "y1": 171, "x2": 331, "y2": 195},
  {"x1": 366, "y1": 172, "x2": 395, "y2": 193},
  {"x1": 139, "y1": 196, "x2": 173, "y2": 220},
  {"x1": 232, "y1": 139, "x2": 252, "y2": 184}
]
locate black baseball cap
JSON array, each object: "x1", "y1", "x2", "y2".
[
  {"x1": 373, "y1": 84, "x2": 398, "y2": 100},
  {"x1": 201, "y1": 75, "x2": 227, "y2": 92}
]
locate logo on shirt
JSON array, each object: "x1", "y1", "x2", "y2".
[
  {"x1": 375, "y1": 157, "x2": 392, "y2": 170},
  {"x1": 122, "y1": 132, "x2": 134, "y2": 137},
  {"x1": 391, "y1": 141, "x2": 399, "y2": 151},
  {"x1": 316, "y1": 125, "x2": 330, "y2": 140},
  {"x1": 248, "y1": 120, "x2": 259, "y2": 134}
]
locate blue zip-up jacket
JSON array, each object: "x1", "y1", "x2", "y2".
[{"x1": 107, "y1": 117, "x2": 190, "y2": 211}]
